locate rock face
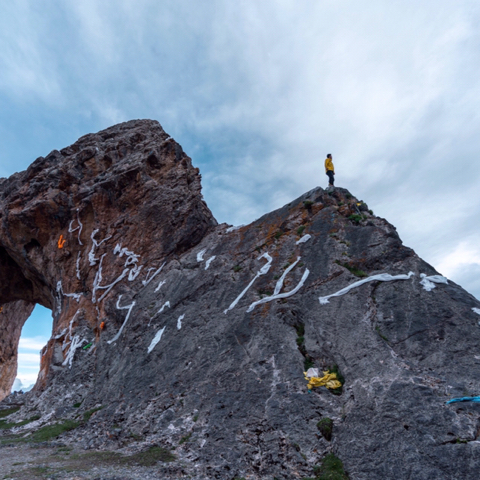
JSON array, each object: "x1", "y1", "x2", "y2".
[{"x1": 1, "y1": 119, "x2": 480, "y2": 480}]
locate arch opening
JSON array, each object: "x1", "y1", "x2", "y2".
[{"x1": 12, "y1": 305, "x2": 52, "y2": 394}]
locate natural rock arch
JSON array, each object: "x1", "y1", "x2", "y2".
[{"x1": 0, "y1": 119, "x2": 216, "y2": 399}]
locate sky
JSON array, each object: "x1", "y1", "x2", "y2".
[{"x1": 1, "y1": 0, "x2": 479, "y2": 389}]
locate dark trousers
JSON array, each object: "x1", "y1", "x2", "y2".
[{"x1": 326, "y1": 170, "x2": 334, "y2": 186}]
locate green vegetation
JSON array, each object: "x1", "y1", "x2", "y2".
[
  {"x1": 294, "y1": 323, "x2": 315, "y2": 370},
  {"x1": 0, "y1": 407, "x2": 20, "y2": 418},
  {"x1": 193, "y1": 415, "x2": 198, "y2": 422},
  {"x1": 304, "y1": 357, "x2": 315, "y2": 370},
  {"x1": 128, "y1": 446, "x2": 176, "y2": 465},
  {"x1": 297, "y1": 225, "x2": 306, "y2": 235},
  {"x1": 258, "y1": 289, "x2": 273, "y2": 298},
  {"x1": 0, "y1": 405, "x2": 102, "y2": 446},
  {"x1": 348, "y1": 214, "x2": 363, "y2": 224},
  {"x1": 0, "y1": 414, "x2": 40, "y2": 430},
  {"x1": 83, "y1": 406, "x2": 103, "y2": 422},
  {"x1": 335, "y1": 260, "x2": 367, "y2": 278},
  {"x1": 303, "y1": 200, "x2": 314, "y2": 208},
  {"x1": 71, "y1": 445, "x2": 175, "y2": 466},
  {"x1": 73, "y1": 402, "x2": 82, "y2": 408},
  {"x1": 179, "y1": 432, "x2": 192, "y2": 444},
  {"x1": 317, "y1": 418, "x2": 333, "y2": 441},
  {"x1": 313, "y1": 453, "x2": 349, "y2": 479},
  {"x1": 255, "y1": 243, "x2": 266, "y2": 252},
  {"x1": 274, "y1": 231, "x2": 283, "y2": 239},
  {"x1": 30, "y1": 420, "x2": 80, "y2": 442},
  {"x1": 233, "y1": 265, "x2": 242, "y2": 272},
  {"x1": 368, "y1": 209, "x2": 374, "y2": 215},
  {"x1": 375, "y1": 325, "x2": 389, "y2": 342},
  {"x1": 128, "y1": 431, "x2": 144, "y2": 441}
]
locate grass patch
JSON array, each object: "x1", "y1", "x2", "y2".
[
  {"x1": 317, "y1": 418, "x2": 333, "y2": 441},
  {"x1": 1, "y1": 420, "x2": 81, "y2": 445},
  {"x1": 313, "y1": 453, "x2": 349, "y2": 479},
  {"x1": 274, "y1": 231, "x2": 283, "y2": 239},
  {"x1": 0, "y1": 414, "x2": 41, "y2": 430},
  {"x1": 83, "y1": 406, "x2": 103, "y2": 422},
  {"x1": 129, "y1": 446, "x2": 176, "y2": 465},
  {"x1": 0, "y1": 407, "x2": 20, "y2": 419},
  {"x1": 257, "y1": 289, "x2": 272, "y2": 298},
  {"x1": 348, "y1": 214, "x2": 363, "y2": 224},
  {"x1": 303, "y1": 200, "x2": 314, "y2": 208},
  {"x1": 297, "y1": 225, "x2": 306, "y2": 235},
  {"x1": 70, "y1": 445, "x2": 175, "y2": 467},
  {"x1": 254, "y1": 244, "x2": 266, "y2": 253},
  {"x1": 179, "y1": 432, "x2": 192, "y2": 444},
  {"x1": 294, "y1": 323, "x2": 315, "y2": 371},
  {"x1": 304, "y1": 357, "x2": 315, "y2": 370},
  {"x1": 335, "y1": 260, "x2": 367, "y2": 278},
  {"x1": 233, "y1": 265, "x2": 242, "y2": 272},
  {"x1": 30, "y1": 420, "x2": 80, "y2": 442}
]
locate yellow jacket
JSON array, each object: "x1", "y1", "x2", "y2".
[{"x1": 325, "y1": 158, "x2": 334, "y2": 173}]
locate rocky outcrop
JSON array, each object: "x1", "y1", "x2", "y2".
[
  {"x1": 1, "y1": 120, "x2": 480, "y2": 480},
  {"x1": 0, "y1": 119, "x2": 216, "y2": 394}
]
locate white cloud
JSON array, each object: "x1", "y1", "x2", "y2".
[
  {"x1": 0, "y1": 2, "x2": 63, "y2": 102},
  {"x1": 16, "y1": 335, "x2": 47, "y2": 390},
  {"x1": 17, "y1": 352, "x2": 41, "y2": 365},
  {"x1": 18, "y1": 336, "x2": 48, "y2": 351}
]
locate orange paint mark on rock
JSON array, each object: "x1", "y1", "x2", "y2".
[
  {"x1": 100, "y1": 321, "x2": 105, "y2": 330},
  {"x1": 58, "y1": 235, "x2": 66, "y2": 249}
]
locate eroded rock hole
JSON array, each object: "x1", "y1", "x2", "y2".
[{"x1": 11, "y1": 305, "x2": 52, "y2": 394}]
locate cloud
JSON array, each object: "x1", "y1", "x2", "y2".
[
  {"x1": 16, "y1": 335, "x2": 47, "y2": 389},
  {"x1": 18, "y1": 336, "x2": 49, "y2": 351}
]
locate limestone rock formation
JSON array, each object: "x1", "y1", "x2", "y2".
[{"x1": 1, "y1": 120, "x2": 480, "y2": 480}]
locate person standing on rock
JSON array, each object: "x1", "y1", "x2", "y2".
[{"x1": 325, "y1": 153, "x2": 335, "y2": 189}]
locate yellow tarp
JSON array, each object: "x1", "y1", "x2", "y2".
[{"x1": 304, "y1": 370, "x2": 342, "y2": 390}]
